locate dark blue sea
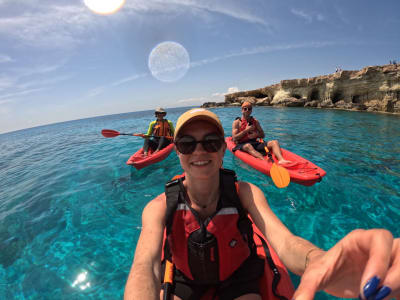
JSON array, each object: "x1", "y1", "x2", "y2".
[{"x1": 0, "y1": 106, "x2": 399, "y2": 299}]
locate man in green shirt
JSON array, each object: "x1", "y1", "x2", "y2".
[{"x1": 143, "y1": 107, "x2": 175, "y2": 157}]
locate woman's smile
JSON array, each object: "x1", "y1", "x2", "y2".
[{"x1": 190, "y1": 159, "x2": 211, "y2": 166}]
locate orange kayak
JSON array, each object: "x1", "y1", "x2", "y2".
[
  {"x1": 226, "y1": 137, "x2": 326, "y2": 186},
  {"x1": 126, "y1": 143, "x2": 174, "y2": 170}
]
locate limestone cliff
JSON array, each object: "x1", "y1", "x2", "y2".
[{"x1": 202, "y1": 64, "x2": 400, "y2": 114}]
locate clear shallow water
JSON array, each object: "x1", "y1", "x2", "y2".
[{"x1": 0, "y1": 107, "x2": 399, "y2": 299}]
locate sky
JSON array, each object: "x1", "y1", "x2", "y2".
[{"x1": 1, "y1": 0, "x2": 399, "y2": 134}]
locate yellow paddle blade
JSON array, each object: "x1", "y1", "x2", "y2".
[
  {"x1": 261, "y1": 138, "x2": 290, "y2": 188},
  {"x1": 270, "y1": 163, "x2": 290, "y2": 188}
]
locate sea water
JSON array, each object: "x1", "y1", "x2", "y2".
[{"x1": 0, "y1": 107, "x2": 399, "y2": 300}]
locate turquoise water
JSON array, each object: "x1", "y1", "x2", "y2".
[{"x1": 0, "y1": 107, "x2": 399, "y2": 299}]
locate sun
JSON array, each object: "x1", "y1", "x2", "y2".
[
  {"x1": 84, "y1": 0, "x2": 126, "y2": 15},
  {"x1": 148, "y1": 41, "x2": 190, "y2": 83}
]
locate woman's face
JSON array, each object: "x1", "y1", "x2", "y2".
[{"x1": 175, "y1": 120, "x2": 226, "y2": 179}]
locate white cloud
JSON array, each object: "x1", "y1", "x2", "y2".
[
  {"x1": 84, "y1": 86, "x2": 106, "y2": 99},
  {"x1": 0, "y1": 87, "x2": 47, "y2": 102},
  {"x1": 191, "y1": 41, "x2": 337, "y2": 69},
  {"x1": 0, "y1": 99, "x2": 12, "y2": 105},
  {"x1": 110, "y1": 73, "x2": 148, "y2": 87},
  {"x1": 334, "y1": 6, "x2": 350, "y2": 25},
  {"x1": 0, "y1": 105, "x2": 11, "y2": 114},
  {"x1": 124, "y1": 0, "x2": 270, "y2": 27},
  {"x1": 211, "y1": 92, "x2": 225, "y2": 98},
  {"x1": 84, "y1": 73, "x2": 148, "y2": 98},
  {"x1": 211, "y1": 86, "x2": 239, "y2": 100},
  {"x1": 84, "y1": 40, "x2": 336, "y2": 100},
  {"x1": 17, "y1": 75, "x2": 72, "y2": 90},
  {"x1": 0, "y1": 63, "x2": 67, "y2": 103},
  {"x1": 212, "y1": 87, "x2": 239, "y2": 98},
  {"x1": 290, "y1": 8, "x2": 325, "y2": 23},
  {"x1": 291, "y1": 9, "x2": 312, "y2": 23},
  {"x1": 0, "y1": 54, "x2": 13, "y2": 63},
  {"x1": 0, "y1": 4, "x2": 95, "y2": 49},
  {"x1": 0, "y1": 76, "x2": 16, "y2": 90},
  {"x1": 177, "y1": 86, "x2": 238, "y2": 105},
  {"x1": 227, "y1": 86, "x2": 239, "y2": 93},
  {"x1": 177, "y1": 97, "x2": 207, "y2": 103},
  {"x1": 10, "y1": 63, "x2": 66, "y2": 78},
  {"x1": 177, "y1": 0, "x2": 268, "y2": 27},
  {"x1": 0, "y1": 0, "x2": 270, "y2": 51}
]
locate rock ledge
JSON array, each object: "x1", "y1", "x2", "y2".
[{"x1": 202, "y1": 64, "x2": 400, "y2": 114}]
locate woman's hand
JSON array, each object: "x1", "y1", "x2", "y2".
[{"x1": 293, "y1": 229, "x2": 399, "y2": 300}]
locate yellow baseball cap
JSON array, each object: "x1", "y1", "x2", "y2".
[{"x1": 174, "y1": 108, "x2": 224, "y2": 139}]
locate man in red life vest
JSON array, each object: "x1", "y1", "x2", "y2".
[
  {"x1": 143, "y1": 107, "x2": 174, "y2": 157},
  {"x1": 232, "y1": 101, "x2": 291, "y2": 164}
]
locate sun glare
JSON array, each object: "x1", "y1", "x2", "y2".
[
  {"x1": 84, "y1": 0, "x2": 125, "y2": 15},
  {"x1": 72, "y1": 270, "x2": 91, "y2": 290}
]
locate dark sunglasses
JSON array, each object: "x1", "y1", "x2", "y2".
[
  {"x1": 242, "y1": 107, "x2": 252, "y2": 112},
  {"x1": 175, "y1": 133, "x2": 224, "y2": 154},
  {"x1": 155, "y1": 112, "x2": 166, "y2": 116}
]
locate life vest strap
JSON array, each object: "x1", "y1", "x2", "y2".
[
  {"x1": 165, "y1": 179, "x2": 184, "y2": 236},
  {"x1": 255, "y1": 232, "x2": 289, "y2": 300}
]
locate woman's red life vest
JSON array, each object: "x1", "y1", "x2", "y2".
[
  {"x1": 163, "y1": 169, "x2": 256, "y2": 284},
  {"x1": 153, "y1": 119, "x2": 172, "y2": 137},
  {"x1": 238, "y1": 117, "x2": 258, "y2": 143}
]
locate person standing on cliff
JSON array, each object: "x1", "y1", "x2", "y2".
[
  {"x1": 231, "y1": 101, "x2": 292, "y2": 165},
  {"x1": 142, "y1": 107, "x2": 174, "y2": 157}
]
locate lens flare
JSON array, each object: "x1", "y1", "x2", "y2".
[
  {"x1": 84, "y1": 0, "x2": 125, "y2": 15},
  {"x1": 148, "y1": 41, "x2": 190, "y2": 82}
]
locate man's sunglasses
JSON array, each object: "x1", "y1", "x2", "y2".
[
  {"x1": 155, "y1": 112, "x2": 166, "y2": 116},
  {"x1": 175, "y1": 133, "x2": 224, "y2": 154},
  {"x1": 242, "y1": 107, "x2": 252, "y2": 112}
]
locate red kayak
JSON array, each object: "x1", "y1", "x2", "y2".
[
  {"x1": 126, "y1": 143, "x2": 174, "y2": 170},
  {"x1": 226, "y1": 137, "x2": 326, "y2": 186}
]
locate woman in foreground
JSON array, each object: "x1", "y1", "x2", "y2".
[{"x1": 124, "y1": 108, "x2": 399, "y2": 300}]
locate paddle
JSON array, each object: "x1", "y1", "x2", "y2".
[
  {"x1": 261, "y1": 139, "x2": 290, "y2": 188},
  {"x1": 101, "y1": 129, "x2": 172, "y2": 139},
  {"x1": 163, "y1": 260, "x2": 174, "y2": 300}
]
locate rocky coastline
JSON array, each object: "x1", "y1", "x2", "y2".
[{"x1": 202, "y1": 64, "x2": 400, "y2": 114}]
